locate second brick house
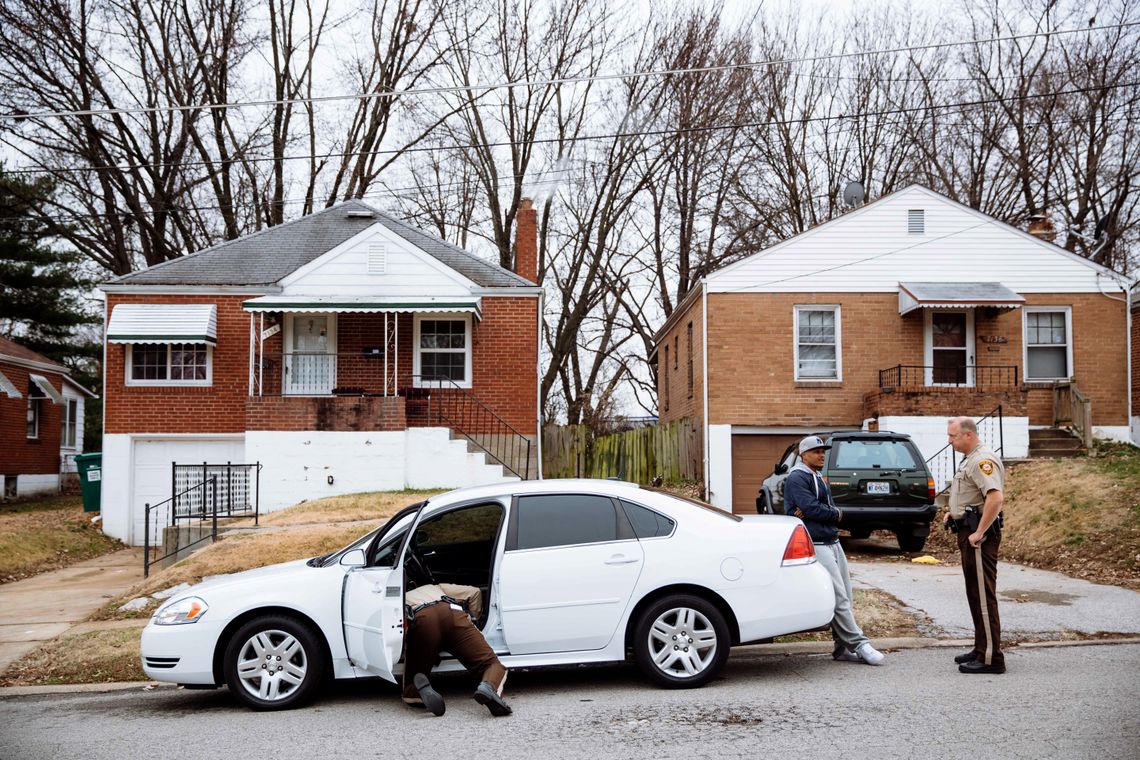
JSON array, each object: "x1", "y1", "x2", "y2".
[
  {"x1": 655, "y1": 184, "x2": 1135, "y2": 514},
  {"x1": 99, "y1": 200, "x2": 542, "y2": 545}
]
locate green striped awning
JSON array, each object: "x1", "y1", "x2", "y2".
[{"x1": 241, "y1": 295, "x2": 481, "y2": 317}]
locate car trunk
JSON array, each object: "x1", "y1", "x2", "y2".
[{"x1": 825, "y1": 438, "x2": 930, "y2": 509}]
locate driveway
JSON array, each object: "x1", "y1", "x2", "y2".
[
  {"x1": 850, "y1": 559, "x2": 1140, "y2": 638},
  {"x1": 0, "y1": 549, "x2": 144, "y2": 674}
]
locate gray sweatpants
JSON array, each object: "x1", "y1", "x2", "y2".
[{"x1": 814, "y1": 541, "x2": 869, "y2": 651}]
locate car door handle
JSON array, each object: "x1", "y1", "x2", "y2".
[{"x1": 605, "y1": 555, "x2": 640, "y2": 565}]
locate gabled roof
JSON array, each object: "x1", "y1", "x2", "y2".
[
  {"x1": 0, "y1": 336, "x2": 67, "y2": 371},
  {"x1": 106, "y1": 200, "x2": 534, "y2": 289}
]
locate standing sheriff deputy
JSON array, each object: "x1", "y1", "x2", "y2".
[{"x1": 945, "y1": 416, "x2": 1006, "y2": 675}]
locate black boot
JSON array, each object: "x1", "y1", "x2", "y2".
[
  {"x1": 414, "y1": 673, "x2": 446, "y2": 716},
  {"x1": 473, "y1": 681, "x2": 512, "y2": 716}
]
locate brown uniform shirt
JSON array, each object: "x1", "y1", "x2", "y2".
[
  {"x1": 948, "y1": 445, "x2": 1005, "y2": 519},
  {"x1": 405, "y1": 583, "x2": 483, "y2": 621}
]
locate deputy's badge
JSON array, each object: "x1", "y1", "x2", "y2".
[{"x1": 979, "y1": 460, "x2": 995, "y2": 475}]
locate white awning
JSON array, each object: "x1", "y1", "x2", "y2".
[
  {"x1": 28, "y1": 373, "x2": 64, "y2": 405},
  {"x1": 898, "y1": 282, "x2": 1025, "y2": 316},
  {"x1": 107, "y1": 304, "x2": 218, "y2": 344},
  {"x1": 242, "y1": 295, "x2": 482, "y2": 318},
  {"x1": 0, "y1": 369, "x2": 21, "y2": 398}
]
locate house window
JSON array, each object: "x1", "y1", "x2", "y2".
[
  {"x1": 27, "y1": 387, "x2": 43, "y2": 439},
  {"x1": 1024, "y1": 307, "x2": 1072, "y2": 380},
  {"x1": 686, "y1": 322, "x2": 694, "y2": 398},
  {"x1": 415, "y1": 316, "x2": 471, "y2": 386},
  {"x1": 127, "y1": 343, "x2": 212, "y2": 385},
  {"x1": 61, "y1": 398, "x2": 78, "y2": 448},
  {"x1": 794, "y1": 305, "x2": 841, "y2": 381}
]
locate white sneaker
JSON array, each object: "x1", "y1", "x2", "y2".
[
  {"x1": 855, "y1": 642, "x2": 885, "y2": 665},
  {"x1": 833, "y1": 649, "x2": 862, "y2": 663}
]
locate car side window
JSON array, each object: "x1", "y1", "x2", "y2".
[
  {"x1": 512, "y1": 495, "x2": 626, "y2": 550},
  {"x1": 619, "y1": 500, "x2": 675, "y2": 539}
]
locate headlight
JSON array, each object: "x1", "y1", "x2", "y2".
[{"x1": 153, "y1": 596, "x2": 209, "y2": 625}]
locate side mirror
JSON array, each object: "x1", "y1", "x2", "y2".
[
  {"x1": 339, "y1": 548, "x2": 366, "y2": 567},
  {"x1": 775, "y1": 463, "x2": 788, "y2": 475}
]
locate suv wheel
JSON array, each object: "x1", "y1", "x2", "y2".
[
  {"x1": 847, "y1": 528, "x2": 871, "y2": 540},
  {"x1": 757, "y1": 492, "x2": 771, "y2": 515},
  {"x1": 895, "y1": 531, "x2": 927, "y2": 553}
]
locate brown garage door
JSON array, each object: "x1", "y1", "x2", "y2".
[{"x1": 730, "y1": 434, "x2": 801, "y2": 515}]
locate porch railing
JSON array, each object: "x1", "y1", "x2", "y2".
[
  {"x1": 923, "y1": 405, "x2": 1003, "y2": 495},
  {"x1": 878, "y1": 364, "x2": 1019, "y2": 390},
  {"x1": 406, "y1": 374, "x2": 533, "y2": 480},
  {"x1": 1053, "y1": 381, "x2": 1093, "y2": 449}
]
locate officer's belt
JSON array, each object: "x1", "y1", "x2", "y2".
[{"x1": 406, "y1": 597, "x2": 465, "y2": 618}]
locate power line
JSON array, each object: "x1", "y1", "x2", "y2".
[
  {"x1": 1, "y1": 79, "x2": 1132, "y2": 178},
  {"x1": 1, "y1": 22, "x2": 1135, "y2": 123}
]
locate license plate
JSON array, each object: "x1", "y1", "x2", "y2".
[{"x1": 866, "y1": 481, "x2": 891, "y2": 495}]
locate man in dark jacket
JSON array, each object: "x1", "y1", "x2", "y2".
[{"x1": 784, "y1": 435, "x2": 885, "y2": 666}]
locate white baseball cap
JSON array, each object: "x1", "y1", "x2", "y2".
[{"x1": 798, "y1": 435, "x2": 832, "y2": 455}]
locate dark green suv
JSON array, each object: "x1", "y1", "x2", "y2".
[{"x1": 756, "y1": 431, "x2": 937, "y2": 552}]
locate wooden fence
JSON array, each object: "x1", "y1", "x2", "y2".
[{"x1": 542, "y1": 418, "x2": 703, "y2": 484}]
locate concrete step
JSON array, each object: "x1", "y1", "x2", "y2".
[
  {"x1": 1028, "y1": 447, "x2": 1084, "y2": 458},
  {"x1": 1029, "y1": 428, "x2": 1081, "y2": 441}
]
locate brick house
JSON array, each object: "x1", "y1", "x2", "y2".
[
  {"x1": 99, "y1": 200, "x2": 541, "y2": 545},
  {"x1": 654, "y1": 184, "x2": 1135, "y2": 514},
  {"x1": 1, "y1": 336, "x2": 95, "y2": 497}
]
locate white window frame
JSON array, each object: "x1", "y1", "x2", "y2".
[
  {"x1": 793, "y1": 305, "x2": 842, "y2": 382},
  {"x1": 413, "y1": 313, "x2": 473, "y2": 389},
  {"x1": 1022, "y1": 306, "x2": 1073, "y2": 382},
  {"x1": 26, "y1": 394, "x2": 41, "y2": 439},
  {"x1": 61, "y1": 397, "x2": 79, "y2": 449},
  {"x1": 125, "y1": 343, "x2": 214, "y2": 387}
]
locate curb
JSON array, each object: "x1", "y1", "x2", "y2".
[{"x1": 4, "y1": 636, "x2": 1138, "y2": 697}]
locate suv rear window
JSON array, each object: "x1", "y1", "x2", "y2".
[{"x1": 832, "y1": 439, "x2": 920, "y2": 470}]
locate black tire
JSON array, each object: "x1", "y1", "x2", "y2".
[
  {"x1": 756, "y1": 492, "x2": 769, "y2": 514},
  {"x1": 895, "y1": 531, "x2": 927, "y2": 553},
  {"x1": 633, "y1": 594, "x2": 730, "y2": 689},
  {"x1": 223, "y1": 614, "x2": 327, "y2": 711},
  {"x1": 847, "y1": 528, "x2": 872, "y2": 540}
]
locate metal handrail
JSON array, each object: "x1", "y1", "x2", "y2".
[
  {"x1": 878, "y1": 364, "x2": 1019, "y2": 389},
  {"x1": 924, "y1": 404, "x2": 1004, "y2": 495},
  {"x1": 408, "y1": 374, "x2": 532, "y2": 480},
  {"x1": 144, "y1": 476, "x2": 217, "y2": 578}
]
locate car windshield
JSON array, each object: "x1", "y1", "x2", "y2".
[
  {"x1": 832, "y1": 439, "x2": 920, "y2": 470},
  {"x1": 645, "y1": 488, "x2": 742, "y2": 522},
  {"x1": 313, "y1": 500, "x2": 427, "y2": 567}
]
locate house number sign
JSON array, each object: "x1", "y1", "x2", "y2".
[{"x1": 979, "y1": 335, "x2": 1007, "y2": 344}]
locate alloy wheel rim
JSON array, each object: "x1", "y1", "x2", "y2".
[
  {"x1": 647, "y1": 607, "x2": 717, "y2": 678},
  {"x1": 236, "y1": 629, "x2": 308, "y2": 701}
]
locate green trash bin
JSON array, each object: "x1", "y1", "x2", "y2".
[{"x1": 75, "y1": 452, "x2": 103, "y2": 513}]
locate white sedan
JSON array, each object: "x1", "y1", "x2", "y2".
[{"x1": 141, "y1": 479, "x2": 834, "y2": 710}]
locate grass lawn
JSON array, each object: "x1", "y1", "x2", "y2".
[{"x1": 0, "y1": 495, "x2": 125, "y2": 584}]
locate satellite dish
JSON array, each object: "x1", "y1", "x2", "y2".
[
  {"x1": 1093, "y1": 215, "x2": 1110, "y2": 240},
  {"x1": 842, "y1": 181, "x2": 866, "y2": 207}
]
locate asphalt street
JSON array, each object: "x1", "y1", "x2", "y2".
[{"x1": 2, "y1": 643, "x2": 1137, "y2": 760}]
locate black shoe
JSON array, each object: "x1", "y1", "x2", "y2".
[
  {"x1": 959, "y1": 660, "x2": 1005, "y2": 675},
  {"x1": 413, "y1": 673, "x2": 446, "y2": 716},
  {"x1": 954, "y1": 651, "x2": 979, "y2": 664},
  {"x1": 473, "y1": 681, "x2": 512, "y2": 716}
]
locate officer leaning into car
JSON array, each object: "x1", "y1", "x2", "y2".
[
  {"x1": 402, "y1": 583, "x2": 512, "y2": 717},
  {"x1": 944, "y1": 416, "x2": 1006, "y2": 675}
]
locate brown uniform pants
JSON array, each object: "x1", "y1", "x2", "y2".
[
  {"x1": 401, "y1": 602, "x2": 507, "y2": 702},
  {"x1": 958, "y1": 530, "x2": 1004, "y2": 667}
]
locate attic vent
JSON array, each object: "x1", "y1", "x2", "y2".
[
  {"x1": 367, "y1": 243, "x2": 387, "y2": 274},
  {"x1": 346, "y1": 210, "x2": 375, "y2": 219},
  {"x1": 908, "y1": 209, "x2": 925, "y2": 235}
]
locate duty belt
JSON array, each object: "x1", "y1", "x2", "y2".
[{"x1": 406, "y1": 596, "x2": 465, "y2": 619}]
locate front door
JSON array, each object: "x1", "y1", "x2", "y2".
[
  {"x1": 927, "y1": 311, "x2": 974, "y2": 387},
  {"x1": 285, "y1": 315, "x2": 335, "y2": 395}
]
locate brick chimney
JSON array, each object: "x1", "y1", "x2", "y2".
[
  {"x1": 515, "y1": 198, "x2": 538, "y2": 284},
  {"x1": 1027, "y1": 212, "x2": 1057, "y2": 243}
]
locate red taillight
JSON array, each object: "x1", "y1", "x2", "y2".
[
  {"x1": 927, "y1": 478, "x2": 936, "y2": 500},
  {"x1": 782, "y1": 524, "x2": 816, "y2": 566}
]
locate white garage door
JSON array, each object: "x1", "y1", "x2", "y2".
[{"x1": 131, "y1": 437, "x2": 245, "y2": 546}]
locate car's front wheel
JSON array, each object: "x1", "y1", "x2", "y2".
[
  {"x1": 633, "y1": 594, "x2": 730, "y2": 688},
  {"x1": 223, "y1": 614, "x2": 326, "y2": 711}
]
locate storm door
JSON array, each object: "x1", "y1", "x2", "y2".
[{"x1": 925, "y1": 311, "x2": 974, "y2": 387}]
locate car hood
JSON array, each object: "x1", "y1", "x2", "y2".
[{"x1": 173, "y1": 559, "x2": 317, "y2": 600}]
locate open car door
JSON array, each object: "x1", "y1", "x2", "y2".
[{"x1": 341, "y1": 506, "x2": 421, "y2": 682}]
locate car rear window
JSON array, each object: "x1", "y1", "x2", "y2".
[
  {"x1": 620, "y1": 500, "x2": 676, "y2": 538},
  {"x1": 832, "y1": 439, "x2": 920, "y2": 470}
]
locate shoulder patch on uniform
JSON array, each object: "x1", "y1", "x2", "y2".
[{"x1": 979, "y1": 460, "x2": 995, "y2": 475}]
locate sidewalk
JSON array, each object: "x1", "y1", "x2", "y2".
[{"x1": 0, "y1": 548, "x2": 144, "y2": 675}]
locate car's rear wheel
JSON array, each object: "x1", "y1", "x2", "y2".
[
  {"x1": 895, "y1": 530, "x2": 927, "y2": 553},
  {"x1": 633, "y1": 594, "x2": 730, "y2": 688},
  {"x1": 223, "y1": 614, "x2": 326, "y2": 711},
  {"x1": 847, "y1": 528, "x2": 872, "y2": 540}
]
